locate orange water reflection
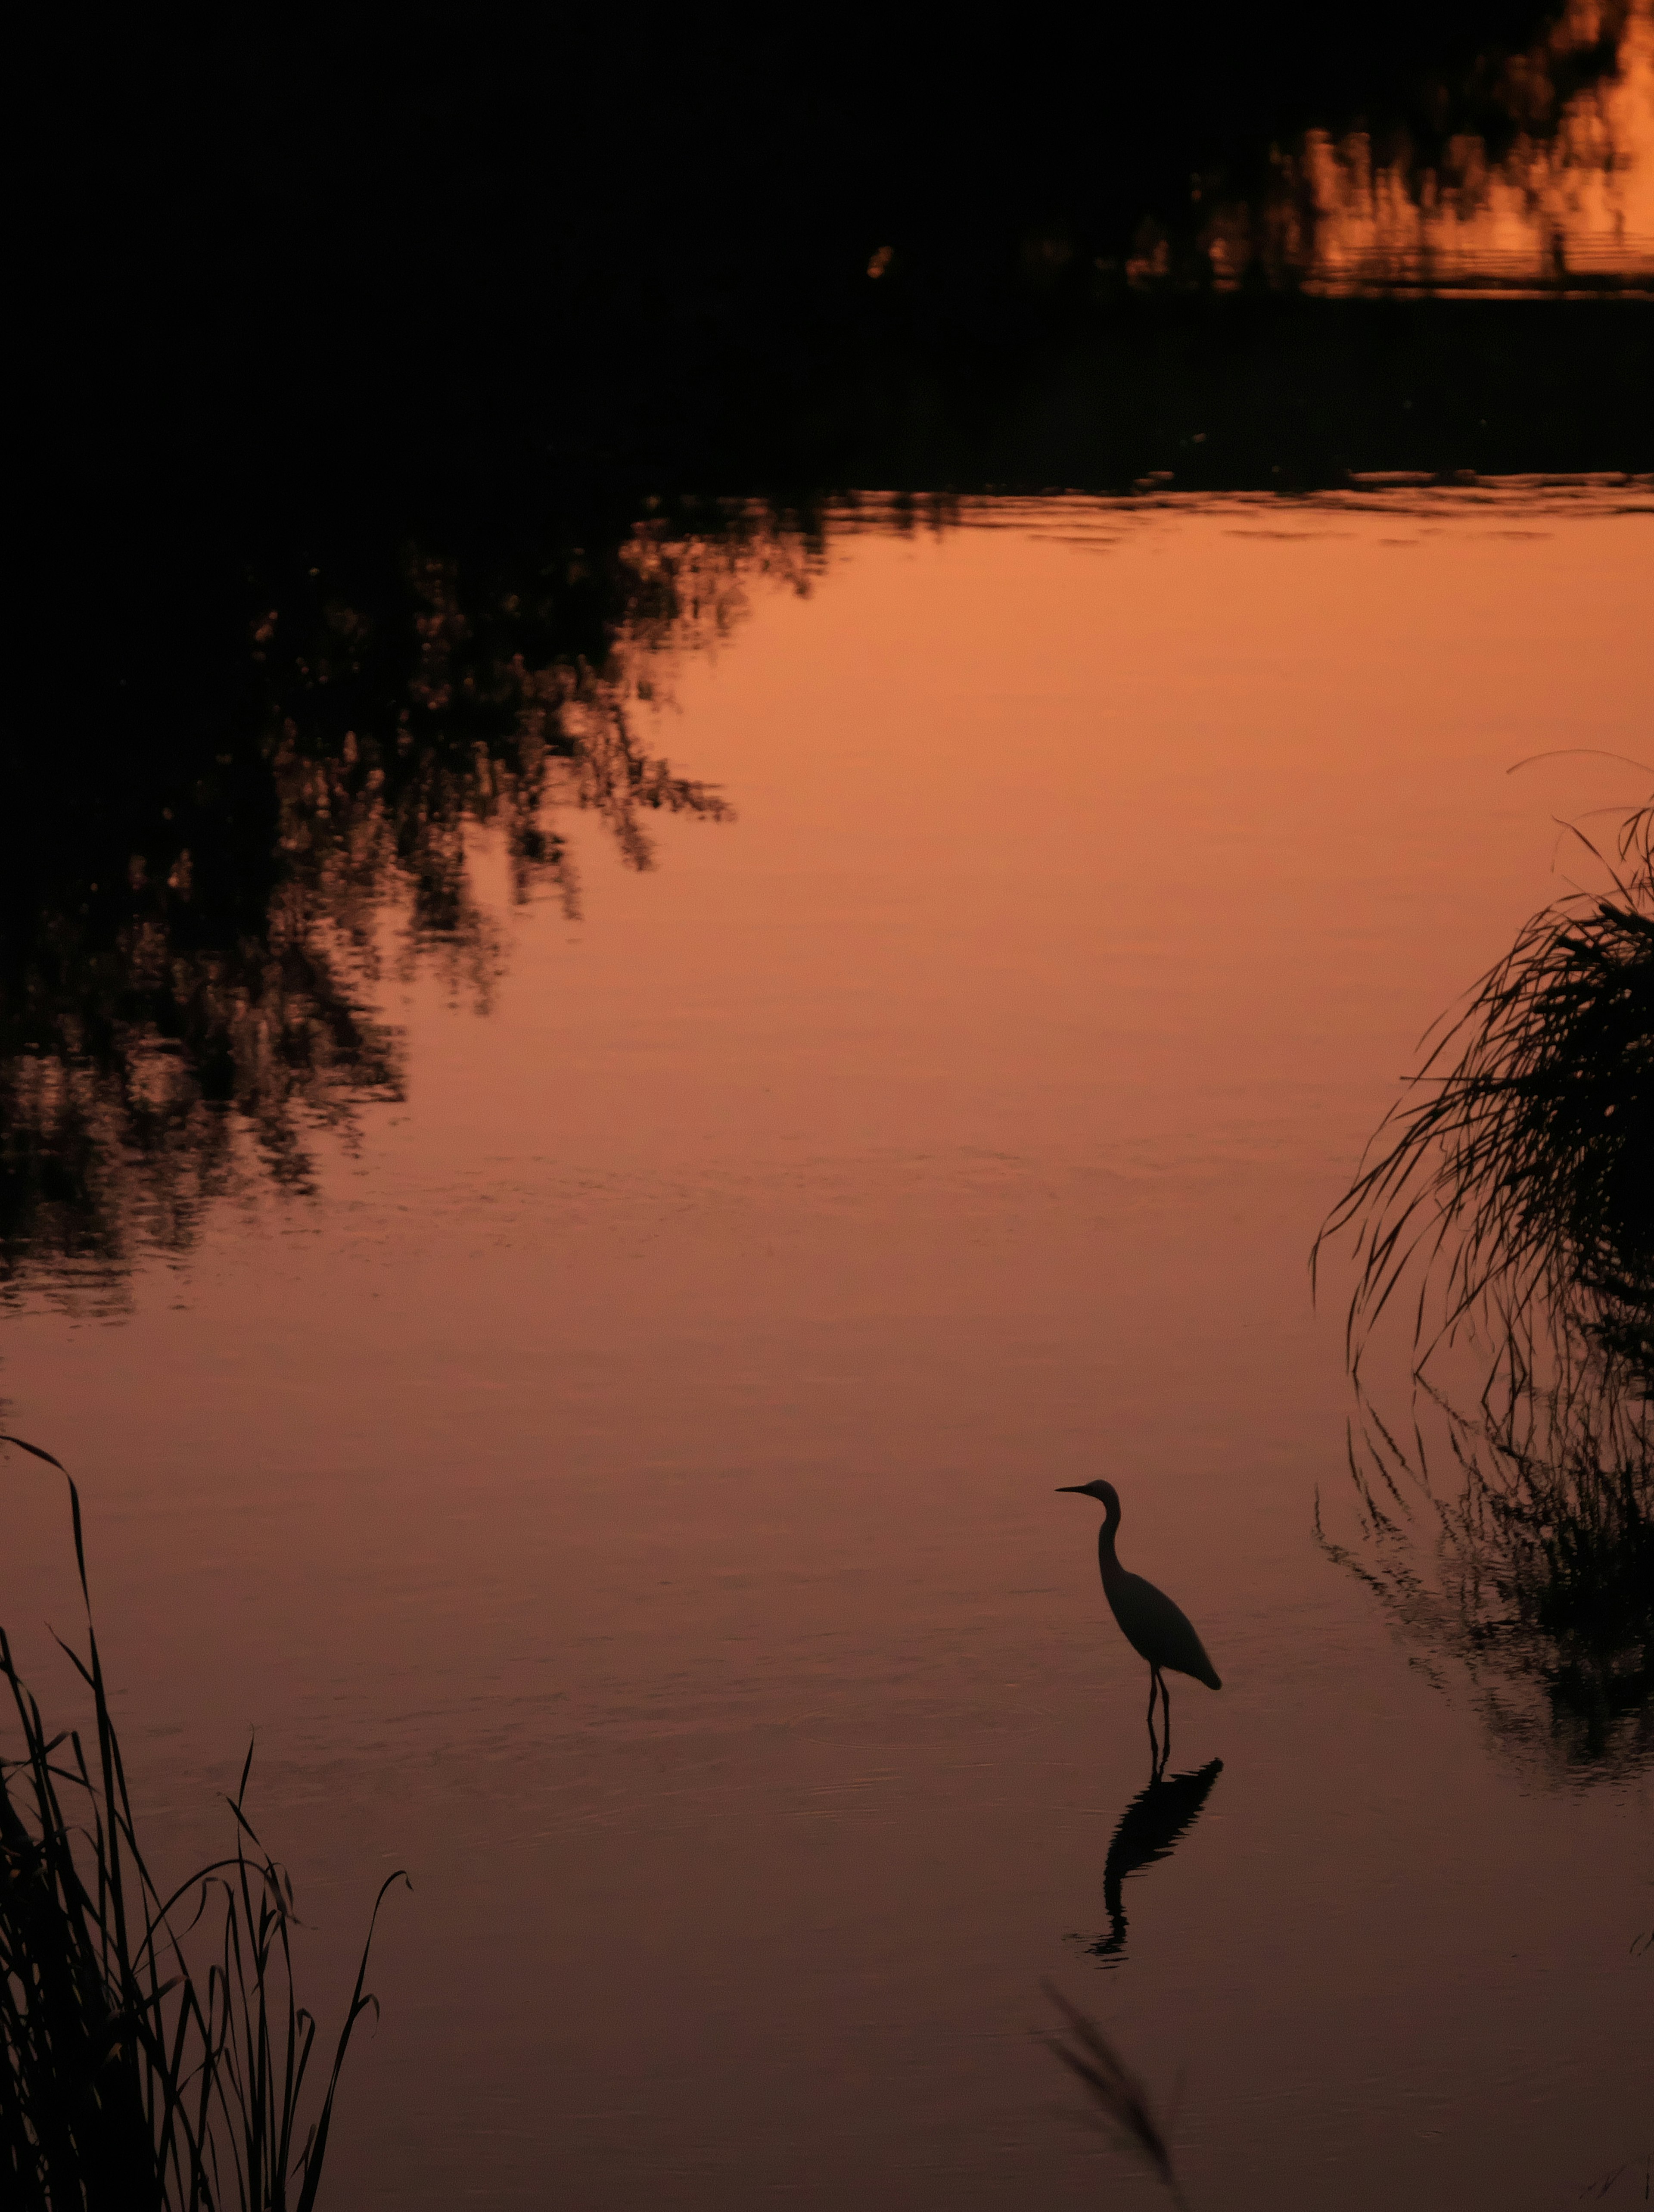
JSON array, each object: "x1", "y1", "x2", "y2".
[
  {"x1": 3, "y1": 489, "x2": 1651, "y2": 2211},
  {"x1": 1188, "y1": 0, "x2": 1654, "y2": 295}
]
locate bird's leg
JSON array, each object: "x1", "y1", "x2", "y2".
[
  {"x1": 1146, "y1": 1666, "x2": 1163, "y2": 1773},
  {"x1": 1150, "y1": 1669, "x2": 1175, "y2": 1780}
]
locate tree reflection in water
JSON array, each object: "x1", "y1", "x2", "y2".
[
  {"x1": 1318, "y1": 795, "x2": 1653, "y2": 1777},
  {"x1": 1147, "y1": 0, "x2": 1654, "y2": 296},
  {"x1": 0, "y1": 508, "x2": 825, "y2": 1305}
]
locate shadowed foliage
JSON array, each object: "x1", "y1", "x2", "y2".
[{"x1": 0, "y1": 1435, "x2": 404, "y2": 2207}]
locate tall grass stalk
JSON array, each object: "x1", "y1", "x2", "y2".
[{"x1": 1, "y1": 1433, "x2": 405, "y2": 2208}]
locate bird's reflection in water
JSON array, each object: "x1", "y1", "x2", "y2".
[{"x1": 1084, "y1": 1754, "x2": 1224, "y2": 1968}]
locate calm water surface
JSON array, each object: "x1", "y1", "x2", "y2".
[{"x1": 4, "y1": 489, "x2": 1651, "y2": 2207}]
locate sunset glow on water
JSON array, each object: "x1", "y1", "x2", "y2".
[{"x1": 4, "y1": 488, "x2": 1649, "y2": 2209}]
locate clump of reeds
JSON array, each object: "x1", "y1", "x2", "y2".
[
  {"x1": 1040, "y1": 1984, "x2": 1190, "y2": 2207},
  {"x1": 1318, "y1": 798, "x2": 1653, "y2": 1400},
  {"x1": 1315, "y1": 794, "x2": 1654, "y2": 1773},
  {"x1": 1, "y1": 1433, "x2": 404, "y2": 2208}
]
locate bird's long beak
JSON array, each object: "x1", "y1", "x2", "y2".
[{"x1": 1055, "y1": 1485, "x2": 1087, "y2": 1493}]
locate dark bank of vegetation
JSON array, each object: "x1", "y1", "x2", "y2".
[
  {"x1": 1318, "y1": 798, "x2": 1654, "y2": 1774},
  {"x1": 27, "y1": 0, "x2": 1650, "y2": 551},
  {"x1": 0, "y1": 1435, "x2": 401, "y2": 2209}
]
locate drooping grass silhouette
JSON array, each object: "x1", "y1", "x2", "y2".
[
  {"x1": 1318, "y1": 796, "x2": 1653, "y2": 1399},
  {"x1": 0, "y1": 1434, "x2": 404, "y2": 2207},
  {"x1": 1316, "y1": 793, "x2": 1653, "y2": 1775},
  {"x1": 1040, "y1": 1985, "x2": 1191, "y2": 2207}
]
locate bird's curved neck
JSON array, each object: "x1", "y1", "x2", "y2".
[{"x1": 1097, "y1": 1509, "x2": 1123, "y2": 1587}]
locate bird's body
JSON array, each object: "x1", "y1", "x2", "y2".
[
  {"x1": 1097, "y1": 1550, "x2": 1222, "y2": 1692},
  {"x1": 1059, "y1": 1478, "x2": 1221, "y2": 1749}
]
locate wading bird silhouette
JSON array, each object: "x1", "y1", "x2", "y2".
[{"x1": 1058, "y1": 1480, "x2": 1222, "y2": 1756}]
